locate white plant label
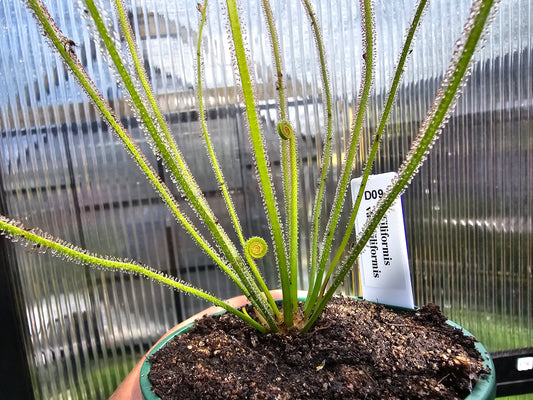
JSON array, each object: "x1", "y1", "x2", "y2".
[
  {"x1": 517, "y1": 357, "x2": 533, "y2": 372},
  {"x1": 351, "y1": 172, "x2": 415, "y2": 309}
]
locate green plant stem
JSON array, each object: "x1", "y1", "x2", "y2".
[
  {"x1": 303, "y1": 0, "x2": 496, "y2": 332},
  {"x1": 243, "y1": 247, "x2": 280, "y2": 320},
  {"x1": 287, "y1": 133, "x2": 299, "y2": 309},
  {"x1": 301, "y1": 0, "x2": 334, "y2": 292},
  {"x1": 87, "y1": 0, "x2": 276, "y2": 329},
  {"x1": 24, "y1": 0, "x2": 248, "y2": 293},
  {"x1": 261, "y1": 0, "x2": 300, "y2": 310},
  {"x1": 262, "y1": 0, "x2": 287, "y2": 119},
  {"x1": 319, "y1": 0, "x2": 428, "y2": 295},
  {"x1": 226, "y1": 0, "x2": 294, "y2": 327},
  {"x1": 196, "y1": 0, "x2": 245, "y2": 252},
  {"x1": 304, "y1": 0, "x2": 375, "y2": 316},
  {"x1": 0, "y1": 217, "x2": 267, "y2": 333},
  {"x1": 261, "y1": 0, "x2": 290, "y2": 226},
  {"x1": 195, "y1": 0, "x2": 279, "y2": 319},
  {"x1": 27, "y1": 0, "x2": 276, "y2": 331}
]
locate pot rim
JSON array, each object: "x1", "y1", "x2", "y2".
[{"x1": 139, "y1": 297, "x2": 496, "y2": 400}]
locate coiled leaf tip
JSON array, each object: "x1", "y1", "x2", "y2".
[
  {"x1": 245, "y1": 236, "x2": 268, "y2": 258},
  {"x1": 277, "y1": 120, "x2": 293, "y2": 140}
]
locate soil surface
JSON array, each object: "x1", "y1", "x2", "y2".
[{"x1": 148, "y1": 297, "x2": 489, "y2": 399}]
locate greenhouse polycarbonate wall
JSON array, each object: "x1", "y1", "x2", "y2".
[{"x1": 0, "y1": 0, "x2": 531, "y2": 398}]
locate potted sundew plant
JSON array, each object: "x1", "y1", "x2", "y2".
[{"x1": 2, "y1": 0, "x2": 499, "y2": 398}]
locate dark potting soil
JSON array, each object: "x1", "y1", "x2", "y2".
[{"x1": 148, "y1": 297, "x2": 489, "y2": 400}]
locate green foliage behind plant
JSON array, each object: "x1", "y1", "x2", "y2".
[{"x1": 0, "y1": 0, "x2": 498, "y2": 333}]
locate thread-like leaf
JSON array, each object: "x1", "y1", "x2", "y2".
[
  {"x1": 305, "y1": 0, "x2": 375, "y2": 316},
  {"x1": 87, "y1": 0, "x2": 276, "y2": 328},
  {"x1": 0, "y1": 216, "x2": 266, "y2": 332},
  {"x1": 320, "y1": 0, "x2": 429, "y2": 293},
  {"x1": 225, "y1": 0, "x2": 294, "y2": 327},
  {"x1": 304, "y1": 0, "x2": 496, "y2": 332},
  {"x1": 301, "y1": 0, "x2": 335, "y2": 293}
]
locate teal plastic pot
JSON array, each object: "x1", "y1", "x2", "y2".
[{"x1": 140, "y1": 299, "x2": 496, "y2": 400}]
